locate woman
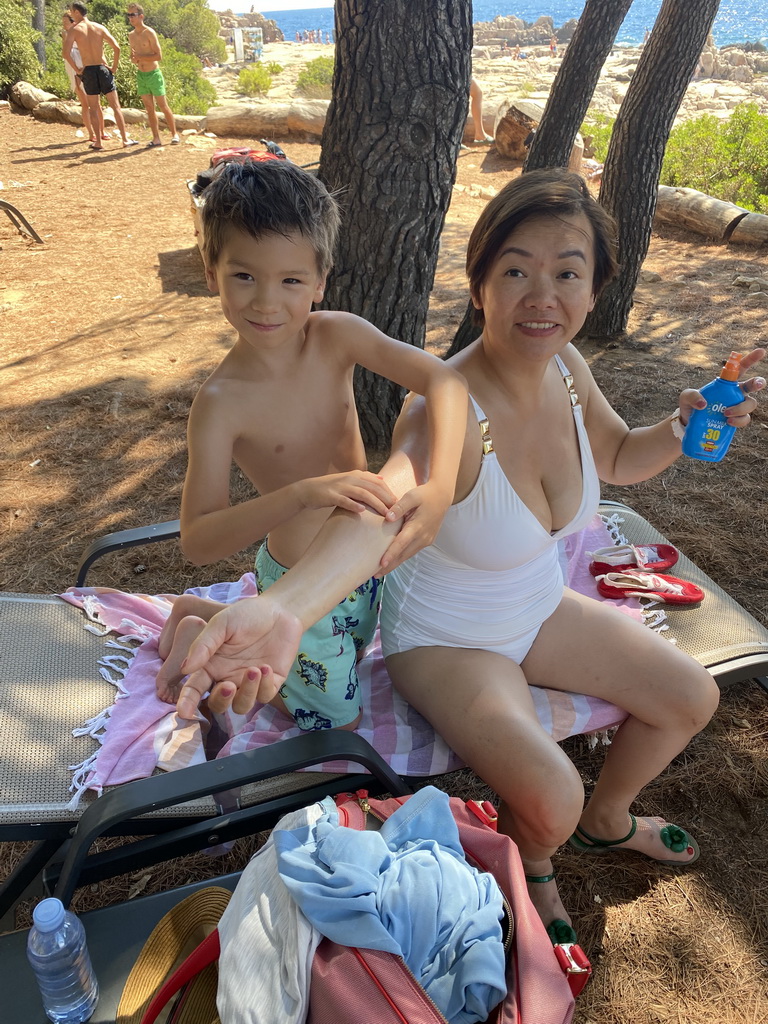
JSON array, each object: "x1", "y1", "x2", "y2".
[{"x1": 169, "y1": 169, "x2": 765, "y2": 938}]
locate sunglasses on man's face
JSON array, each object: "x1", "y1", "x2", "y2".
[{"x1": 126, "y1": 11, "x2": 138, "y2": 16}]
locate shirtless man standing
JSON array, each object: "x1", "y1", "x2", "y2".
[
  {"x1": 63, "y1": 2, "x2": 137, "y2": 150},
  {"x1": 127, "y1": 4, "x2": 180, "y2": 146}
]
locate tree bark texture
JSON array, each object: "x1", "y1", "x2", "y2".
[
  {"x1": 524, "y1": 0, "x2": 633, "y2": 172},
  {"x1": 587, "y1": 0, "x2": 722, "y2": 337},
  {"x1": 318, "y1": 0, "x2": 472, "y2": 450},
  {"x1": 33, "y1": 0, "x2": 46, "y2": 67}
]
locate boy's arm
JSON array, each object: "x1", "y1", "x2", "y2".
[
  {"x1": 330, "y1": 312, "x2": 468, "y2": 567},
  {"x1": 180, "y1": 384, "x2": 395, "y2": 564},
  {"x1": 176, "y1": 448, "x2": 419, "y2": 718}
]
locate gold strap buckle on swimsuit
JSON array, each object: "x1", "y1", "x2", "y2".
[
  {"x1": 563, "y1": 373, "x2": 580, "y2": 408},
  {"x1": 479, "y1": 417, "x2": 494, "y2": 455}
]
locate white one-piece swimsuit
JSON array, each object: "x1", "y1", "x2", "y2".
[{"x1": 380, "y1": 354, "x2": 601, "y2": 663}]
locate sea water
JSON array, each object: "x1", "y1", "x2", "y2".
[{"x1": 253, "y1": 1, "x2": 768, "y2": 48}]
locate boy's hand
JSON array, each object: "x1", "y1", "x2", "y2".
[
  {"x1": 379, "y1": 481, "x2": 452, "y2": 572},
  {"x1": 175, "y1": 596, "x2": 303, "y2": 719},
  {"x1": 295, "y1": 471, "x2": 397, "y2": 517}
]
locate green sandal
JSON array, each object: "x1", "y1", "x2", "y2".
[
  {"x1": 524, "y1": 872, "x2": 578, "y2": 945},
  {"x1": 568, "y1": 813, "x2": 700, "y2": 865}
]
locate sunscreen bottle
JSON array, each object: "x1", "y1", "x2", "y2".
[{"x1": 681, "y1": 352, "x2": 744, "y2": 463}]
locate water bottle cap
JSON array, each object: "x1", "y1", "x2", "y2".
[{"x1": 32, "y1": 897, "x2": 66, "y2": 932}]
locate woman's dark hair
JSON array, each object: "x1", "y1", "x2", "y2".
[{"x1": 465, "y1": 168, "x2": 619, "y2": 326}]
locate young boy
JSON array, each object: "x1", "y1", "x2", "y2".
[{"x1": 156, "y1": 159, "x2": 467, "y2": 731}]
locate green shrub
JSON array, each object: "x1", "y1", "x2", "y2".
[
  {"x1": 580, "y1": 111, "x2": 614, "y2": 162},
  {"x1": 265, "y1": 62, "x2": 283, "y2": 75},
  {"x1": 237, "y1": 63, "x2": 272, "y2": 97},
  {"x1": 155, "y1": 41, "x2": 217, "y2": 114},
  {"x1": 0, "y1": 0, "x2": 41, "y2": 89},
  {"x1": 661, "y1": 104, "x2": 768, "y2": 213},
  {"x1": 296, "y1": 55, "x2": 334, "y2": 99}
]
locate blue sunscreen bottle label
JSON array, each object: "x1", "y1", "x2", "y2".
[{"x1": 681, "y1": 376, "x2": 743, "y2": 463}]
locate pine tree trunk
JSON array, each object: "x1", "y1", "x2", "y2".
[
  {"x1": 586, "y1": 0, "x2": 722, "y2": 337},
  {"x1": 524, "y1": 0, "x2": 633, "y2": 172},
  {"x1": 33, "y1": 0, "x2": 46, "y2": 67},
  {"x1": 318, "y1": 0, "x2": 472, "y2": 450}
]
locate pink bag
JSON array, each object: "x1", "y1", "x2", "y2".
[
  {"x1": 139, "y1": 791, "x2": 586, "y2": 1024},
  {"x1": 315, "y1": 791, "x2": 582, "y2": 1024}
]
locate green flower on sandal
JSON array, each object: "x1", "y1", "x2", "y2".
[
  {"x1": 659, "y1": 824, "x2": 690, "y2": 853},
  {"x1": 568, "y1": 813, "x2": 700, "y2": 866},
  {"x1": 525, "y1": 872, "x2": 579, "y2": 946}
]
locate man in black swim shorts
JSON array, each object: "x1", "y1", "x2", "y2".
[{"x1": 64, "y1": 2, "x2": 137, "y2": 150}]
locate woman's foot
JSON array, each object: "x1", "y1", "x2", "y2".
[
  {"x1": 523, "y1": 861, "x2": 575, "y2": 941},
  {"x1": 569, "y1": 813, "x2": 700, "y2": 865}
]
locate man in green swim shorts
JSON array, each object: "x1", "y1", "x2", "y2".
[{"x1": 126, "y1": 4, "x2": 179, "y2": 146}]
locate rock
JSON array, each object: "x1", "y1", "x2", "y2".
[
  {"x1": 639, "y1": 270, "x2": 662, "y2": 283},
  {"x1": 10, "y1": 82, "x2": 58, "y2": 110},
  {"x1": 700, "y1": 52, "x2": 716, "y2": 76},
  {"x1": 745, "y1": 291, "x2": 768, "y2": 305},
  {"x1": 748, "y1": 281, "x2": 765, "y2": 293},
  {"x1": 733, "y1": 275, "x2": 767, "y2": 288}
]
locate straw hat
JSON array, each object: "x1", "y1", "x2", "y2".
[{"x1": 117, "y1": 885, "x2": 232, "y2": 1024}]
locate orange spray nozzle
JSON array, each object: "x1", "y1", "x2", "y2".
[{"x1": 721, "y1": 351, "x2": 743, "y2": 381}]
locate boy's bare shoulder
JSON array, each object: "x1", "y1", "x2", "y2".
[
  {"x1": 305, "y1": 308, "x2": 376, "y2": 352},
  {"x1": 306, "y1": 308, "x2": 367, "y2": 334}
]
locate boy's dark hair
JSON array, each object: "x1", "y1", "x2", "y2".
[
  {"x1": 201, "y1": 159, "x2": 340, "y2": 276},
  {"x1": 466, "y1": 168, "x2": 619, "y2": 326},
  {"x1": 70, "y1": 2, "x2": 87, "y2": 16}
]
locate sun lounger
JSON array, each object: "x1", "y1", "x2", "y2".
[{"x1": 2, "y1": 500, "x2": 766, "y2": 934}]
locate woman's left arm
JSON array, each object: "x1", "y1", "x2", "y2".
[{"x1": 575, "y1": 345, "x2": 765, "y2": 485}]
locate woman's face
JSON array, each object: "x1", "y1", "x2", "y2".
[{"x1": 473, "y1": 212, "x2": 596, "y2": 360}]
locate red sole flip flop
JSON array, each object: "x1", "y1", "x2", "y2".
[
  {"x1": 595, "y1": 571, "x2": 704, "y2": 605},
  {"x1": 588, "y1": 543, "x2": 679, "y2": 576}
]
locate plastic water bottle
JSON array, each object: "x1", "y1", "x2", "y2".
[
  {"x1": 682, "y1": 351, "x2": 744, "y2": 463},
  {"x1": 26, "y1": 898, "x2": 99, "y2": 1023}
]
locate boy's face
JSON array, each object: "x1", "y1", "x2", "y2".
[{"x1": 206, "y1": 228, "x2": 326, "y2": 350}]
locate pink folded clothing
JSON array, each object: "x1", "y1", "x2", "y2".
[{"x1": 60, "y1": 514, "x2": 640, "y2": 806}]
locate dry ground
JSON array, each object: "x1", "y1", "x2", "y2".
[{"x1": 2, "y1": 105, "x2": 768, "y2": 1024}]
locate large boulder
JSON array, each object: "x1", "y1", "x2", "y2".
[{"x1": 10, "y1": 81, "x2": 58, "y2": 110}]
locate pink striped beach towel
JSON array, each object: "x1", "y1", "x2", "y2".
[{"x1": 61, "y1": 515, "x2": 649, "y2": 807}]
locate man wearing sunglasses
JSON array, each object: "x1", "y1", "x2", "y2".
[
  {"x1": 64, "y1": 2, "x2": 137, "y2": 149},
  {"x1": 126, "y1": 4, "x2": 180, "y2": 147}
]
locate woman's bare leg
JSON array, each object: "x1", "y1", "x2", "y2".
[
  {"x1": 386, "y1": 646, "x2": 584, "y2": 930},
  {"x1": 522, "y1": 589, "x2": 719, "y2": 859}
]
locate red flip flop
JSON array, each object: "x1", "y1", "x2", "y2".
[
  {"x1": 595, "y1": 571, "x2": 704, "y2": 605},
  {"x1": 588, "y1": 543, "x2": 679, "y2": 576}
]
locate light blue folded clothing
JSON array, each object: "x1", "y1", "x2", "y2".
[{"x1": 274, "y1": 786, "x2": 506, "y2": 1024}]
